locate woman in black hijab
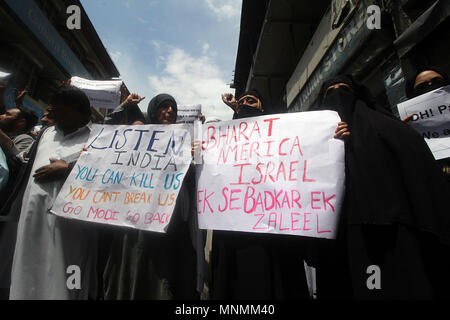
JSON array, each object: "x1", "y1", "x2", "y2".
[
  {"x1": 211, "y1": 90, "x2": 312, "y2": 300},
  {"x1": 404, "y1": 67, "x2": 450, "y2": 184},
  {"x1": 222, "y1": 89, "x2": 269, "y2": 119},
  {"x1": 405, "y1": 66, "x2": 449, "y2": 100},
  {"x1": 310, "y1": 75, "x2": 450, "y2": 299},
  {"x1": 103, "y1": 94, "x2": 199, "y2": 300}
]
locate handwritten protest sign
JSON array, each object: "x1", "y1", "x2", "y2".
[
  {"x1": 196, "y1": 111, "x2": 345, "y2": 239},
  {"x1": 176, "y1": 104, "x2": 202, "y2": 124},
  {"x1": 397, "y1": 85, "x2": 450, "y2": 160},
  {"x1": 50, "y1": 124, "x2": 192, "y2": 233},
  {"x1": 70, "y1": 76, "x2": 122, "y2": 110}
]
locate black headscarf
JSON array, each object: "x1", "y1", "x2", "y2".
[
  {"x1": 147, "y1": 93, "x2": 178, "y2": 124},
  {"x1": 314, "y1": 74, "x2": 393, "y2": 121},
  {"x1": 312, "y1": 74, "x2": 450, "y2": 242},
  {"x1": 405, "y1": 66, "x2": 450, "y2": 99},
  {"x1": 234, "y1": 89, "x2": 266, "y2": 119}
]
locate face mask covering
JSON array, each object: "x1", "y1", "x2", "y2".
[
  {"x1": 412, "y1": 77, "x2": 448, "y2": 98},
  {"x1": 322, "y1": 87, "x2": 357, "y2": 123},
  {"x1": 237, "y1": 95, "x2": 263, "y2": 112},
  {"x1": 236, "y1": 105, "x2": 264, "y2": 119},
  {"x1": 323, "y1": 86, "x2": 356, "y2": 107}
]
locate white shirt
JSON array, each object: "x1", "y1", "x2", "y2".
[{"x1": 9, "y1": 122, "x2": 99, "y2": 300}]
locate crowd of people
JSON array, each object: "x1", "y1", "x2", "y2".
[{"x1": 0, "y1": 66, "x2": 449, "y2": 300}]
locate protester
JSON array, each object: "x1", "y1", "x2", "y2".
[
  {"x1": 0, "y1": 106, "x2": 37, "y2": 158},
  {"x1": 30, "y1": 106, "x2": 56, "y2": 137},
  {"x1": 8, "y1": 87, "x2": 99, "y2": 299},
  {"x1": 94, "y1": 91, "x2": 146, "y2": 300},
  {"x1": 0, "y1": 105, "x2": 38, "y2": 206},
  {"x1": 0, "y1": 104, "x2": 37, "y2": 300},
  {"x1": 309, "y1": 74, "x2": 450, "y2": 299},
  {"x1": 405, "y1": 67, "x2": 449, "y2": 100},
  {"x1": 40, "y1": 106, "x2": 56, "y2": 127},
  {"x1": 221, "y1": 91, "x2": 263, "y2": 119},
  {"x1": 404, "y1": 67, "x2": 450, "y2": 183},
  {"x1": 0, "y1": 81, "x2": 26, "y2": 114},
  {"x1": 102, "y1": 93, "x2": 200, "y2": 300},
  {"x1": 210, "y1": 90, "x2": 310, "y2": 299}
]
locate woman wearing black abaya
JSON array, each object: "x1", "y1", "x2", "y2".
[
  {"x1": 210, "y1": 90, "x2": 313, "y2": 300},
  {"x1": 102, "y1": 94, "x2": 199, "y2": 300},
  {"x1": 405, "y1": 66, "x2": 450, "y2": 184},
  {"x1": 310, "y1": 75, "x2": 450, "y2": 299}
]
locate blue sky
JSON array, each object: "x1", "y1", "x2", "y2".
[{"x1": 80, "y1": 0, "x2": 242, "y2": 121}]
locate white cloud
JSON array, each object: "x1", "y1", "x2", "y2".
[
  {"x1": 136, "y1": 16, "x2": 149, "y2": 24},
  {"x1": 109, "y1": 50, "x2": 122, "y2": 63},
  {"x1": 108, "y1": 48, "x2": 153, "y2": 108},
  {"x1": 150, "y1": 40, "x2": 161, "y2": 50},
  {"x1": 148, "y1": 47, "x2": 234, "y2": 121},
  {"x1": 107, "y1": 44, "x2": 234, "y2": 122},
  {"x1": 204, "y1": 0, "x2": 242, "y2": 21},
  {"x1": 202, "y1": 43, "x2": 210, "y2": 55}
]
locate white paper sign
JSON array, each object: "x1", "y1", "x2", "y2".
[
  {"x1": 176, "y1": 104, "x2": 202, "y2": 124},
  {"x1": 397, "y1": 85, "x2": 450, "y2": 160},
  {"x1": 0, "y1": 71, "x2": 11, "y2": 79},
  {"x1": 50, "y1": 124, "x2": 192, "y2": 233},
  {"x1": 70, "y1": 76, "x2": 123, "y2": 110},
  {"x1": 196, "y1": 111, "x2": 345, "y2": 239}
]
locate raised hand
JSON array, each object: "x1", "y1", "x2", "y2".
[
  {"x1": 124, "y1": 93, "x2": 145, "y2": 106},
  {"x1": 221, "y1": 93, "x2": 237, "y2": 111}
]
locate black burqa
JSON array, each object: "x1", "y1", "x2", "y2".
[
  {"x1": 102, "y1": 94, "x2": 199, "y2": 299},
  {"x1": 309, "y1": 75, "x2": 450, "y2": 299},
  {"x1": 405, "y1": 66, "x2": 450, "y2": 184},
  {"x1": 405, "y1": 66, "x2": 450, "y2": 100},
  {"x1": 211, "y1": 90, "x2": 310, "y2": 300}
]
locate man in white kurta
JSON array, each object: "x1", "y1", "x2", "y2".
[{"x1": 9, "y1": 87, "x2": 98, "y2": 300}]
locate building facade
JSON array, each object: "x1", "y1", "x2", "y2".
[
  {"x1": 0, "y1": 0, "x2": 121, "y2": 121},
  {"x1": 232, "y1": 0, "x2": 450, "y2": 116}
]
